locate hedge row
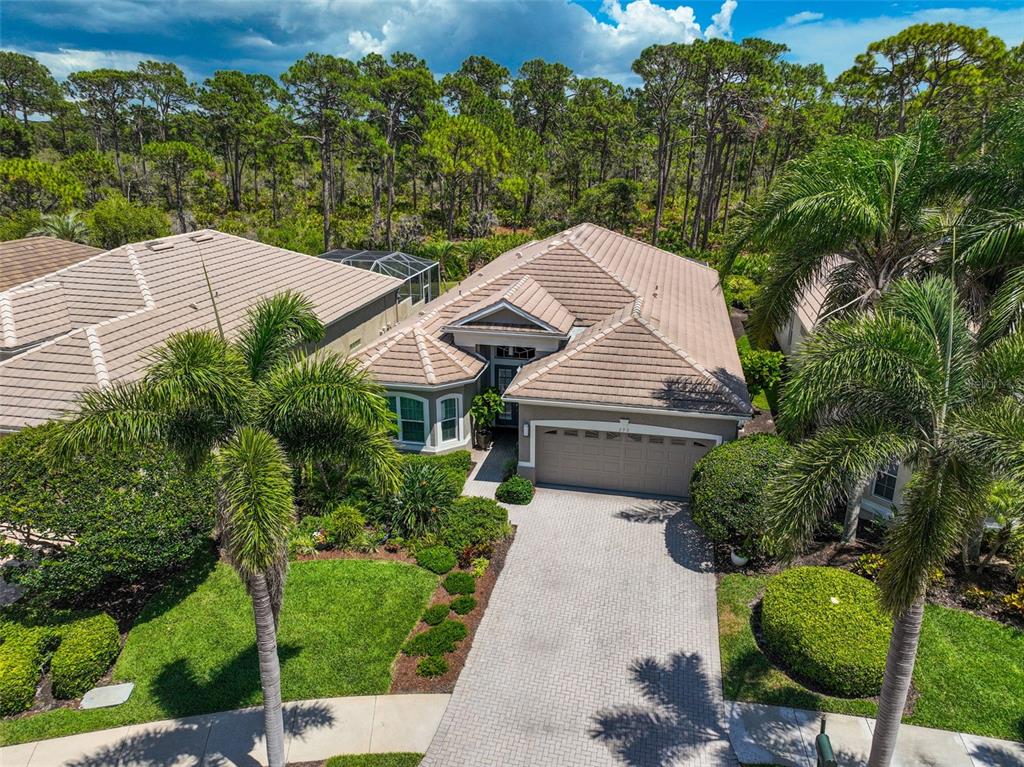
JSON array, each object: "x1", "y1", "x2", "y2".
[{"x1": 0, "y1": 610, "x2": 120, "y2": 714}]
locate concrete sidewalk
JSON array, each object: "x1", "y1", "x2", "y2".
[
  {"x1": 0, "y1": 693, "x2": 449, "y2": 767},
  {"x1": 728, "y1": 701, "x2": 1024, "y2": 767}
]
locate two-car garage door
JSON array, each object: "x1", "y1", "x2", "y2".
[{"x1": 535, "y1": 427, "x2": 713, "y2": 497}]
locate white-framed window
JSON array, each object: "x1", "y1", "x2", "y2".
[
  {"x1": 494, "y1": 345, "x2": 536, "y2": 360},
  {"x1": 437, "y1": 394, "x2": 462, "y2": 444},
  {"x1": 873, "y1": 461, "x2": 899, "y2": 501},
  {"x1": 386, "y1": 393, "x2": 428, "y2": 444}
]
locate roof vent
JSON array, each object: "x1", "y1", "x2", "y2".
[
  {"x1": 189, "y1": 232, "x2": 214, "y2": 243},
  {"x1": 146, "y1": 240, "x2": 174, "y2": 252}
]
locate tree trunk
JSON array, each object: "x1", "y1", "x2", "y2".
[
  {"x1": 843, "y1": 476, "x2": 871, "y2": 544},
  {"x1": 868, "y1": 597, "x2": 925, "y2": 767},
  {"x1": 250, "y1": 573, "x2": 285, "y2": 767}
]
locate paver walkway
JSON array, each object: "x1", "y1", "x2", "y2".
[
  {"x1": 728, "y1": 702, "x2": 1024, "y2": 767},
  {"x1": 421, "y1": 487, "x2": 735, "y2": 767},
  {"x1": 0, "y1": 693, "x2": 449, "y2": 767}
]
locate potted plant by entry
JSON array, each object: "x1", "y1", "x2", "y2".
[{"x1": 470, "y1": 387, "x2": 504, "y2": 450}]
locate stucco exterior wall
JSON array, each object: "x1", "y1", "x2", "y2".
[
  {"x1": 514, "y1": 401, "x2": 744, "y2": 482},
  {"x1": 322, "y1": 292, "x2": 402, "y2": 358},
  {"x1": 776, "y1": 313, "x2": 809, "y2": 356}
]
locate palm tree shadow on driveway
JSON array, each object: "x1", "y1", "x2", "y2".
[{"x1": 590, "y1": 653, "x2": 735, "y2": 767}]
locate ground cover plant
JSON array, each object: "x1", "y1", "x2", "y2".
[
  {"x1": 324, "y1": 754, "x2": 422, "y2": 767},
  {"x1": 0, "y1": 558, "x2": 436, "y2": 745},
  {"x1": 718, "y1": 573, "x2": 1024, "y2": 740}
]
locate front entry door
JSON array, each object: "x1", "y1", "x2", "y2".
[{"x1": 494, "y1": 364, "x2": 519, "y2": 427}]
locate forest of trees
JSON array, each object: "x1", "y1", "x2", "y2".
[{"x1": 0, "y1": 22, "x2": 1022, "y2": 262}]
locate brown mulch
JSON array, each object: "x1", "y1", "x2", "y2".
[{"x1": 390, "y1": 529, "x2": 515, "y2": 694}]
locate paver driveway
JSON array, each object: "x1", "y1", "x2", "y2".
[{"x1": 421, "y1": 487, "x2": 735, "y2": 767}]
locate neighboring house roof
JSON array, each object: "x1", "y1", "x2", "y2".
[
  {"x1": 0, "y1": 236, "x2": 102, "y2": 291},
  {"x1": 448, "y1": 275, "x2": 575, "y2": 335},
  {"x1": 0, "y1": 230, "x2": 401, "y2": 431},
  {"x1": 357, "y1": 223, "x2": 751, "y2": 416}
]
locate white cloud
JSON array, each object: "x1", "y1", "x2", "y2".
[
  {"x1": 20, "y1": 47, "x2": 170, "y2": 80},
  {"x1": 346, "y1": 30, "x2": 386, "y2": 57},
  {"x1": 759, "y1": 6, "x2": 1024, "y2": 77},
  {"x1": 784, "y1": 11, "x2": 824, "y2": 26},
  {"x1": 705, "y1": 0, "x2": 738, "y2": 39}
]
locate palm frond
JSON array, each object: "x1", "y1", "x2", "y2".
[
  {"x1": 971, "y1": 331, "x2": 1024, "y2": 397},
  {"x1": 980, "y1": 266, "x2": 1024, "y2": 344},
  {"x1": 236, "y1": 292, "x2": 325, "y2": 381},
  {"x1": 216, "y1": 427, "x2": 294, "y2": 602},
  {"x1": 957, "y1": 209, "x2": 1024, "y2": 273},
  {"x1": 878, "y1": 458, "x2": 987, "y2": 614},
  {"x1": 777, "y1": 313, "x2": 941, "y2": 438},
  {"x1": 52, "y1": 381, "x2": 170, "y2": 460},
  {"x1": 767, "y1": 419, "x2": 919, "y2": 558},
  {"x1": 950, "y1": 399, "x2": 1024, "y2": 484}
]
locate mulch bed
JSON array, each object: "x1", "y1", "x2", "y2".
[{"x1": 390, "y1": 529, "x2": 515, "y2": 694}]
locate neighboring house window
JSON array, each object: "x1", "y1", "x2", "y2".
[
  {"x1": 386, "y1": 394, "x2": 427, "y2": 444},
  {"x1": 873, "y1": 461, "x2": 899, "y2": 501},
  {"x1": 495, "y1": 345, "x2": 535, "y2": 360},
  {"x1": 438, "y1": 395, "x2": 462, "y2": 444}
]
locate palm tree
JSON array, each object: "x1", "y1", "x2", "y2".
[
  {"x1": 948, "y1": 99, "x2": 1024, "y2": 343},
  {"x1": 767, "y1": 276, "x2": 1024, "y2": 767},
  {"x1": 417, "y1": 239, "x2": 460, "y2": 282},
  {"x1": 457, "y1": 238, "x2": 491, "y2": 275},
  {"x1": 724, "y1": 122, "x2": 949, "y2": 541},
  {"x1": 52, "y1": 292, "x2": 401, "y2": 767},
  {"x1": 30, "y1": 210, "x2": 91, "y2": 243}
]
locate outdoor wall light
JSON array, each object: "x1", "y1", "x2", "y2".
[{"x1": 523, "y1": 423, "x2": 530, "y2": 437}]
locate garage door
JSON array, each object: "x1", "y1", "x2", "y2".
[{"x1": 534, "y1": 427, "x2": 713, "y2": 496}]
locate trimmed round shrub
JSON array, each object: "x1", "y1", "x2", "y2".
[
  {"x1": 450, "y1": 595, "x2": 477, "y2": 615},
  {"x1": 0, "y1": 620, "x2": 52, "y2": 715},
  {"x1": 50, "y1": 612, "x2": 121, "y2": 699},
  {"x1": 422, "y1": 603, "x2": 451, "y2": 626},
  {"x1": 442, "y1": 571, "x2": 476, "y2": 596},
  {"x1": 403, "y1": 619, "x2": 468, "y2": 656},
  {"x1": 689, "y1": 434, "x2": 794, "y2": 558},
  {"x1": 760, "y1": 567, "x2": 892, "y2": 697},
  {"x1": 416, "y1": 655, "x2": 449, "y2": 678},
  {"x1": 438, "y1": 496, "x2": 510, "y2": 551},
  {"x1": 416, "y1": 545, "x2": 457, "y2": 574},
  {"x1": 495, "y1": 475, "x2": 534, "y2": 505}
]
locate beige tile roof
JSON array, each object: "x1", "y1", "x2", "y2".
[
  {"x1": 0, "y1": 230, "x2": 400, "y2": 430},
  {"x1": 0, "y1": 237, "x2": 102, "y2": 292},
  {"x1": 450, "y1": 275, "x2": 575, "y2": 334},
  {"x1": 357, "y1": 223, "x2": 751, "y2": 416}
]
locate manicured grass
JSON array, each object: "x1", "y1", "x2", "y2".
[
  {"x1": 718, "y1": 573, "x2": 1024, "y2": 741},
  {"x1": 0, "y1": 559, "x2": 436, "y2": 745},
  {"x1": 325, "y1": 754, "x2": 423, "y2": 767}
]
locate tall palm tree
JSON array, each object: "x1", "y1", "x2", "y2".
[
  {"x1": 30, "y1": 210, "x2": 91, "y2": 244},
  {"x1": 724, "y1": 122, "x2": 947, "y2": 341},
  {"x1": 52, "y1": 292, "x2": 401, "y2": 767},
  {"x1": 724, "y1": 121, "x2": 949, "y2": 540},
  {"x1": 767, "y1": 276, "x2": 1024, "y2": 767}
]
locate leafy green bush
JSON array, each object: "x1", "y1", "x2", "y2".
[
  {"x1": 736, "y1": 336, "x2": 784, "y2": 396},
  {"x1": 852, "y1": 553, "x2": 886, "y2": 580},
  {"x1": 690, "y1": 434, "x2": 794, "y2": 559},
  {"x1": 322, "y1": 504, "x2": 367, "y2": 549},
  {"x1": 470, "y1": 557, "x2": 489, "y2": 578},
  {"x1": 402, "y1": 619, "x2": 467, "y2": 656},
  {"x1": 0, "y1": 619, "x2": 52, "y2": 715},
  {"x1": 495, "y1": 475, "x2": 534, "y2": 504},
  {"x1": 438, "y1": 497, "x2": 510, "y2": 552},
  {"x1": 375, "y1": 460, "x2": 462, "y2": 536},
  {"x1": 422, "y1": 604, "x2": 450, "y2": 626},
  {"x1": 86, "y1": 191, "x2": 170, "y2": 249},
  {"x1": 442, "y1": 572, "x2": 476, "y2": 596},
  {"x1": 416, "y1": 655, "x2": 449, "y2": 678},
  {"x1": 761, "y1": 567, "x2": 892, "y2": 697},
  {"x1": 0, "y1": 424, "x2": 217, "y2": 607},
  {"x1": 0, "y1": 610, "x2": 121, "y2": 713},
  {"x1": 49, "y1": 613, "x2": 120, "y2": 699},
  {"x1": 451, "y1": 595, "x2": 477, "y2": 615},
  {"x1": 416, "y1": 546, "x2": 457, "y2": 574},
  {"x1": 724, "y1": 275, "x2": 760, "y2": 309}
]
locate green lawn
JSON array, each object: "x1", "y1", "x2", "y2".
[
  {"x1": 325, "y1": 755, "x2": 423, "y2": 767},
  {"x1": 718, "y1": 573, "x2": 1024, "y2": 741},
  {"x1": 0, "y1": 559, "x2": 436, "y2": 746}
]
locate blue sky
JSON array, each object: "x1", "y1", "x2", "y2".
[{"x1": 3, "y1": 0, "x2": 1022, "y2": 85}]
